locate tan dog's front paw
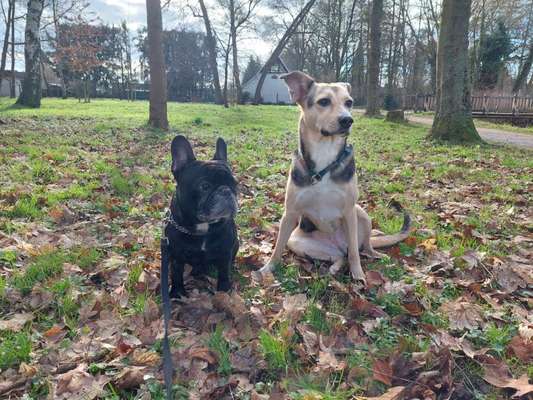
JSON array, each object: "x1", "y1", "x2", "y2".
[
  {"x1": 349, "y1": 261, "x2": 366, "y2": 285},
  {"x1": 251, "y1": 261, "x2": 276, "y2": 282}
]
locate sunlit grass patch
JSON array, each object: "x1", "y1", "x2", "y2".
[
  {"x1": 10, "y1": 251, "x2": 67, "y2": 294},
  {"x1": 287, "y1": 374, "x2": 360, "y2": 400},
  {"x1": 31, "y1": 159, "x2": 57, "y2": 184},
  {"x1": 69, "y1": 247, "x2": 103, "y2": 270},
  {"x1": 0, "y1": 331, "x2": 32, "y2": 370},
  {"x1": 49, "y1": 278, "x2": 80, "y2": 328},
  {"x1": 207, "y1": 325, "x2": 232, "y2": 376},
  {"x1": 2, "y1": 194, "x2": 43, "y2": 220},
  {"x1": 259, "y1": 323, "x2": 296, "y2": 375},
  {"x1": 46, "y1": 182, "x2": 97, "y2": 205},
  {"x1": 304, "y1": 303, "x2": 331, "y2": 334}
]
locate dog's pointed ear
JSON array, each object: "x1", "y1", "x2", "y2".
[
  {"x1": 171, "y1": 135, "x2": 196, "y2": 175},
  {"x1": 280, "y1": 71, "x2": 315, "y2": 106},
  {"x1": 338, "y1": 82, "x2": 352, "y2": 93},
  {"x1": 213, "y1": 137, "x2": 227, "y2": 162}
]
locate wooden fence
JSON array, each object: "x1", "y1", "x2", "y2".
[{"x1": 404, "y1": 95, "x2": 533, "y2": 114}]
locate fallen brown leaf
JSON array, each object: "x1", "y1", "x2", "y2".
[
  {"x1": 372, "y1": 358, "x2": 392, "y2": 386},
  {"x1": 114, "y1": 366, "x2": 145, "y2": 390},
  {"x1": 440, "y1": 296, "x2": 485, "y2": 330},
  {"x1": 0, "y1": 313, "x2": 33, "y2": 331}
]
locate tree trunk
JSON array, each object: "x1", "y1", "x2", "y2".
[
  {"x1": 229, "y1": 0, "x2": 242, "y2": 104},
  {"x1": 17, "y1": 0, "x2": 44, "y2": 108},
  {"x1": 10, "y1": 0, "x2": 15, "y2": 98},
  {"x1": 222, "y1": 34, "x2": 231, "y2": 108},
  {"x1": 512, "y1": 42, "x2": 533, "y2": 94},
  {"x1": 430, "y1": 0, "x2": 481, "y2": 143},
  {"x1": 0, "y1": 0, "x2": 13, "y2": 92},
  {"x1": 253, "y1": 0, "x2": 317, "y2": 104},
  {"x1": 146, "y1": 0, "x2": 168, "y2": 130},
  {"x1": 365, "y1": 0, "x2": 383, "y2": 116},
  {"x1": 51, "y1": 0, "x2": 67, "y2": 98},
  {"x1": 198, "y1": 0, "x2": 223, "y2": 104}
]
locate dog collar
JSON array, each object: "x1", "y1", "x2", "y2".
[
  {"x1": 162, "y1": 209, "x2": 222, "y2": 236},
  {"x1": 305, "y1": 144, "x2": 354, "y2": 185}
]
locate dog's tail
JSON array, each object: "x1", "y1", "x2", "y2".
[{"x1": 370, "y1": 199, "x2": 412, "y2": 248}]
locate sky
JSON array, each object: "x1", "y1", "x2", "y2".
[
  {"x1": 0, "y1": 0, "x2": 273, "y2": 72},
  {"x1": 87, "y1": 0, "x2": 148, "y2": 32},
  {"x1": 88, "y1": 0, "x2": 273, "y2": 59}
]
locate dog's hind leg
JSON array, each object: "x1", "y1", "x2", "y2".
[{"x1": 288, "y1": 227, "x2": 345, "y2": 261}]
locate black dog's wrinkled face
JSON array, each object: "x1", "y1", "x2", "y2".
[{"x1": 171, "y1": 136, "x2": 238, "y2": 223}]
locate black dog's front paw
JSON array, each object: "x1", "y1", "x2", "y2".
[
  {"x1": 216, "y1": 279, "x2": 232, "y2": 292},
  {"x1": 169, "y1": 285, "x2": 187, "y2": 298}
]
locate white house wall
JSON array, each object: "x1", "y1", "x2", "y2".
[
  {"x1": 243, "y1": 74, "x2": 292, "y2": 104},
  {"x1": 0, "y1": 79, "x2": 21, "y2": 97}
]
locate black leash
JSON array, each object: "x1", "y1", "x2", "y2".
[
  {"x1": 160, "y1": 231, "x2": 173, "y2": 400},
  {"x1": 307, "y1": 144, "x2": 353, "y2": 185}
]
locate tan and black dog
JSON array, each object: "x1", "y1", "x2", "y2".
[{"x1": 259, "y1": 71, "x2": 410, "y2": 283}]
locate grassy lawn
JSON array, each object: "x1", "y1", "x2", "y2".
[{"x1": 0, "y1": 98, "x2": 531, "y2": 399}]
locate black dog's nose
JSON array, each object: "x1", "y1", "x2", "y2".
[{"x1": 339, "y1": 116, "x2": 354, "y2": 128}]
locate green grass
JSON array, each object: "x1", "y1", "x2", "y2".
[
  {"x1": 0, "y1": 97, "x2": 531, "y2": 398},
  {"x1": 304, "y1": 303, "x2": 331, "y2": 334},
  {"x1": 10, "y1": 251, "x2": 67, "y2": 294},
  {"x1": 207, "y1": 325, "x2": 232, "y2": 376},
  {"x1": 0, "y1": 331, "x2": 32, "y2": 370},
  {"x1": 259, "y1": 325, "x2": 295, "y2": 374}
]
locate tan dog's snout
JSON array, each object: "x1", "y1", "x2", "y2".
[{"x1": 338, "y1": 115, "x2": 354, "y2": 130}]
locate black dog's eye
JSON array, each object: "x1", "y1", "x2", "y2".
[
  {"x1": 345, "y1": 100, "x2": 353, "y2": 108},
  {"x1": 317, "y1": 98, "x2": 331, "y2": 107},
  {"x1": 199, "y1": 182, "x2": 211, "y2": 192}
]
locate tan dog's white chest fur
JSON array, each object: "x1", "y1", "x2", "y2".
[
  {"x1": 294, "y1": 181, "x2": 346, "y2": 233},
  {"x1": 259, "y1": 71, "x2": 410, "y2": 284}
]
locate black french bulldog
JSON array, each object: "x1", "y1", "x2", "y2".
[{"x1": 164, "y1": 135, "x2": 239, "y2": 297}]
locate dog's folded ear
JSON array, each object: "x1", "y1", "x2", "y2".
[
  {"x1": 338, "y1": 82, "x2": 352, "y2": 93},
  {"x1": 213, "y1": 138, "x2": 227, "y2": 162},
  {"x1": 280, "y1": 71, "x2": 315, "y2": 106},
  {"x1": 171, "y1": 135, "x2": 196, "y2": 176}
]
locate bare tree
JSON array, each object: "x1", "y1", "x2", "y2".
[
  {"x1": 430, "y1": 0, "x2": 481, "y2": 142},
  {"x1": 198, "y1": 0, "x2": 224, "y2": 104},
  {"x1": 9, "y1": 0, "x2": 15, "y2": 97},
  {"x1": 217, "y1": 0, "x2": 261, "y2": 104},
  {"x1": 253, "y1": 0, "x2": 317, "y2": 103},
  {"x1": 365, "y1": 0, "x2": 383, "y2": 116},
  {"x1": 512, "y1": 41, "x2": 533, "y2": 93},
  {"x1": 146, "y1": 0, "x2": 169, "y2": 129},
  {"x1": 0, "y1": 0, "x2": 13, "y2": 92},
  {"x1": 17, "y1": 0, "x2": 44, "y2": 108}
]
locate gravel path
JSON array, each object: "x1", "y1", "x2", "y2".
[{"x1": 407, "y1": 115, "x2": 533, "y2": 150}]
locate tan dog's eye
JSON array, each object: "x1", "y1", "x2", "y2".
[
  {"x1": 345, "y1": 100, "x2": 353, "y2": 108},
  {"x1": 317, "y1": 98, "x2": 331, "y2": 107}
]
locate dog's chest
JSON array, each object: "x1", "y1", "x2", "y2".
[{"x1": 294, "y1": 179, "x2": 350, "y2": 233}]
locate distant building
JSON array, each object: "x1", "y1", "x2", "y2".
[
  {"x1": 0, "y1": 71, "x2": 23, "y2": 97},
  {"x1": 242, "y1": 57, "x2": 292, "y2": 104},
  {"x1": 0, "y1": 64, "x2": 62, "y2": 98}
]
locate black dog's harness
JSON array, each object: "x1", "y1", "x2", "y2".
[
  {"x1": 301, "y1": 144, "x2": 354, "y2": 185},
  {"x1": 160, "y1": 209, "x2": 223, "y2": 399}
]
